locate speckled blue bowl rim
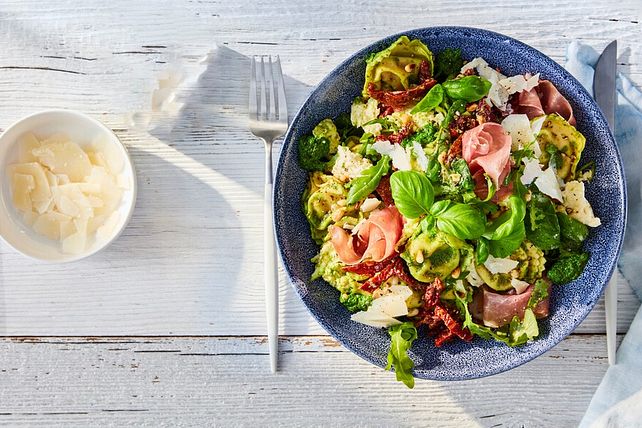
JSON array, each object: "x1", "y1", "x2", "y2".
[{"x1": 274, "y1": 26, "x2": 627, "y2": 381}]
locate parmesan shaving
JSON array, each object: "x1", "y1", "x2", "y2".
[{"x1": 7, "y1": 134, "x2": 125, "y2": 254}]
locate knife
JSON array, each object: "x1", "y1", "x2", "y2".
[{"x1": 593, "y1": 40, "x2": 617, "y2": 366}]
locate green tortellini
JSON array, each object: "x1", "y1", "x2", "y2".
[
  {"x1": 363, "y1": 36, "x2": 434, "y2": 96},
  {"x1": 535, "y1": 113, "x2": 586, "y2": 181},
  {"x1": 401, "y1": 229, "x2": 463, "y2": 282},
  {"x1": 302, "y1": 172, "x2": 348, "y2": 244}
]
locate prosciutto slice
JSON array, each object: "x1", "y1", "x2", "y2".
[
  {"x1": 512, "y1": 80, "x2": 576, "y2": 125},
  {"x1": 462, "y1": 122, "x2": 512, "y2": 189},
  {"x1": 330, "y1": 206, "x2": 404, "y2": 265},
  {"x1": 470, "y1": 284, "x2": 551, "y2": 328}
]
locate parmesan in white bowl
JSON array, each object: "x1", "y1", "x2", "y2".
[{"x1": 0, "y1": 110, "x2": 136, "y2": 262}]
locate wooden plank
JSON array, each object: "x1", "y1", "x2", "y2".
[
  {"x1": 0, "y1": 0, "x2": 640, "y2": 337},
  {"x1": 0, "y1": 335, "x2": 619, "y2": 427}
]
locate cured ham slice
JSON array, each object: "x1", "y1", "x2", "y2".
[
  {"x1": 330, "y1": 206, "x2": 404, "y2": 265},
  {"x1": 462, "y1": 123, "x2": 513, "y2": 200},
  {"x1": 513, "y1": 80, "x2": 576, "y2": 126},
  {"x1": 471, "y1": 284, "x2": 551, "y2": 328}
]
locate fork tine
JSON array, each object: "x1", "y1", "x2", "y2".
[
  {"x1": 274, "y1": 55, "x2": 288, "y2": 124},
  {"x1": 266, "y1": 56, "x2": 277, "y2": 121},
  {"x1": 249, "y1": 56, "x2": 257, "y2": 120},
  {"x1": 258, "y1": 56, "x2": 267, "y2": 120}
]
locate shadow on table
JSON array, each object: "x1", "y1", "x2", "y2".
[{"x1": 144, "y1": 45, "x2": 319, "y2": 334}]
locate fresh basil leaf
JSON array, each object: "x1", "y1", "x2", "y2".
[
  {"x1": 346, "y1": 156, "x2": 390, "y2": 204},
  {"x1": 442, "y1": 76, "x2": 492, "y2": 102},
  {"x1": 429, "y1": 200, "x2": 451, "y2": 217},
  {"x1": 487, "y1": 222, "x2": 525, "y2": 258},
  {"x1": 411, "y1": 84, "x2": 444, "y2": 113},
  {"x1": 525, "y1": 192, "x2": 560, "y2": 251},
  {"x1": 420, "y1": 215, "x2": 436, "y2": 234},
  {"x1": 484, "y1": 196, "x2": 526, "y2": 241},
  {"x1": 435, "y1": 203, "x2": 486, "y2": 240},
  {"x1": 476, "y1": 237, "x2": 489, "y2": 264},
  {"x1": 390, "y1": 170, "x2": 435, "y2": 218},
  {"x1": 386, "y1": 322, "x2": 418, "y2": 389},
  {"x1": 527, "y1": 279, "x2": 549, "y2": 308}
]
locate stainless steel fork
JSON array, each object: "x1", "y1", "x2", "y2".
[{"x1": 249, "y1": 55, "x2": 288, "y2": 373}]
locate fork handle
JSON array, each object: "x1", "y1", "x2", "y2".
[
  {"x1": 264, "y1": 143, "x2": 279, "y2": 373},
  {"x1": 605, "y1": 270, "x2": 618, "y2": 365}
]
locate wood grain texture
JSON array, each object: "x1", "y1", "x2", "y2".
[{"x1": 0, "y1": 335, "x2": 623, "y2": 427}]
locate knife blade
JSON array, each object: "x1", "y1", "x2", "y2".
[{"x1": 593, "y1": 40, "x2": 617, "y2": 366}]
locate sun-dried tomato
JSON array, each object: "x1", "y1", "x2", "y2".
[
  {"x1": 449, "y1": 112, "x2": 478, "y2": 138},
  {"x1": 359, "y1": 257, "x2": 404, "y2": 293},
  {"x1": 342, "y1": 253, "x2": 398, "y2": 276},
  {"x1": 423, "y1": 277, "x2": 445, "y2": 309},
  {"x1": 418, "y1": 60, "x2": 432, "y2": 80},
  {"x1": 375, "y1": 175, "x2": 394, "y2": 207},
  {"x1": 376, "y1": 124, "x2": 413, "y2": 145},
  {"x1": 446, "y1": 135, "x2": 463, "y2": 164},
  {"x1": 434, "y1": 305, "x2": 473, "y2": 342},
  {"x1": 368, "y1": 78, "x2": 437, "y2": 111},
  {"x1": 379, "y1": 105, "x2": 395, "y2": 117},
  {"x1": 475, "y1": 99, "x2": 502, "y2": 124},
  {"x1": 434, "y1": 329, "x2": 455, "y2": 347}
]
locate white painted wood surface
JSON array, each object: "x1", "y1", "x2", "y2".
[{"x1": 0, "y1": 0, "x2": 640, "y2": 426}]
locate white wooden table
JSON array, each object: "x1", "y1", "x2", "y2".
[{"x1": 0, "y1": 1, "x2": 640, "y2": 426}]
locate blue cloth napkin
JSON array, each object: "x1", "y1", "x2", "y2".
[{"x1": 565, "y1": 41, "x2": 642, "y2": 428}]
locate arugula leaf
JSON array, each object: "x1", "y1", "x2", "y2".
[
  {"x1": 386, "y1": 322, "x2": 418, "y2": 389},
  {"x1": 390, "y1": 170, "x2": 435, "y2": 218},
  {"x1": 527, "y1": 279, "x2": 549, "y2": 308},
  {"x1": 548, "y1": 252, "x2": 589, "y2": 284},
  {"x1": 525, "y1": 192, "x2": 560, "y2": 251},
  {"x1": 436, "y1": 100, "x2": 466, "y2": 143},
  {"x1": 545, "y1": 143, "x2": 563, "y2": 171},
  {"x1": 346, "y1": 156, "x2": 391, "y2": 204},
  {"x1": 454, "y1": 285, "x2": 540, "y2": 347},
  {"x1": 435, "y1": 203, "x2": 486, "y2": 240},
  {"x1": 411, "y1": 84, "x2": 444, "y2": 113},
  {"x1": 362, "y1": 117, "x2": 399, "y2": 133},
  {"x1": 509, "y1": 308, "x2": 539, "y2": 346},
  {"x1": 298, "y1": 135, "x2": 330, "y2": 171},
  {"x1": 434, "y1": 48, "x2": 463, "y2": 81},
  {"x1": 442, "y1": 76, "x2": 492, "y2": 102}
]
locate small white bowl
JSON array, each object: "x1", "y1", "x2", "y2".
[{"x1": 0, "y1": 109, "x2": 137, "y2": 262}]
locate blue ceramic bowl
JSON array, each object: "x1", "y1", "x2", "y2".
[{"x1": 274, "y1": 27, "x2": 626, "y2": 380}]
